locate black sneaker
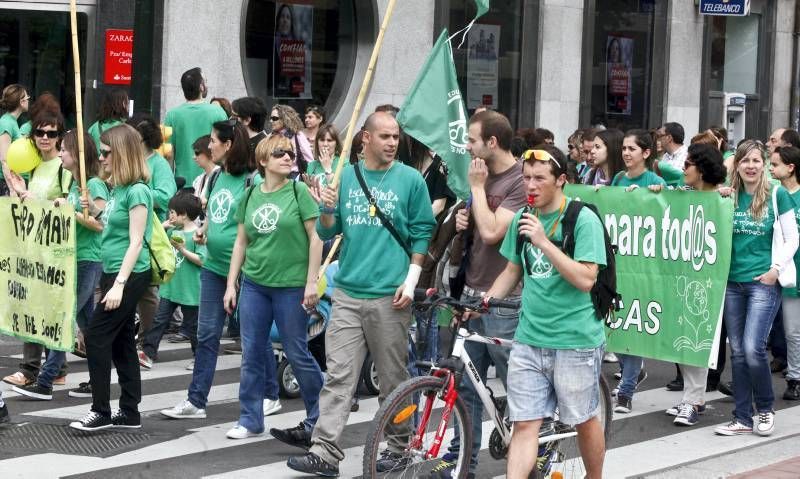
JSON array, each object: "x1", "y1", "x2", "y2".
[
  {"x1": 614, "y1": 395, "x2": 632, "y2": 414},
  {"x1": 375, "y1": 450, "x2": 411, "y2": 473},
  {"x1": 717, "y1": 381, "x2": 734, "y2": 397},
  {"x1": 69, "y1": 411, "x2": 112, "y2": 431},
  {"x1": 270, "y1": 422, "x2": 311, "y2": 450},
  {"x1": 286, "y1": 452, "x2": 339, "y2": 477},
  {"x1": 12, "y1": 383, "x2": 53, "y2": 400},
  {"x1": 111, "y1": 409, "x2": 142, "y2": 429},
  {"x1": 0, "y1": 404, "x2": 9, "y2": 424},
  {"x1": 69, "y1": 382, "x2": 93, "y2": 398},
  {"x1": 783, "y1": 380, "x2": 800, "y2": 400}
]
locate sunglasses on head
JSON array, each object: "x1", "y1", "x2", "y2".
[
  {"x1": 271, "y1": 148, "x2": 296, "y2": 160},
  {"x1": 522, "y1": 149, "x2": 562, "y2": 169},
  {"x1": 33, "y1": 129, "x2": 59, "y2": 139},
  {"x1": 100, "y1": 149, "x2": 112, "y2": 158}
]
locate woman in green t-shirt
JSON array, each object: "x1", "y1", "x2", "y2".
[
  {"x1": 10, "y1": 110, "x2": 71, "y2": 201},
  {"x1": 87, "y1": 88, "x2": 128, "y2": 155},
  {"x1": 69, "y1": 124, "x2": 154, "y2": 432},
  {"x1": 304, "y1": 123, "x2": 342, "y2": 189},
  {"x1": 222, "y1": 134, "x2": 323, "y2": 440},
  {"x1": 714, "y1": 140, "x2": 798, "y2": 437},
  {"x1": 0, "y1": 83, "x2": 29, "y2": 196},
  {"x1": 768, "y1": 146, "x2": 800, "y2": 401}
]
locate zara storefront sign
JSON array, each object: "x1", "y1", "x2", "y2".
[
  {"x1": 699, "y1": 0, "x2": 750, "y2": 16},
  {"x1": 104, "y1": 29, "x2": 134, "y2": 85}
]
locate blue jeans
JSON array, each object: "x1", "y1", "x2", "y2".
[
  {"x1": 188, "y1": 269, "x2": 278, "y2": 409},
  {"x1": 617, "y1": 354, "x2": 644, "y2": 399},
  {"x1": 143, "y1": 299, "x2": 198, "y2": 359},
  {"x1": 724, "y1": 281, "x2": 782, "y2": 426},
  {"x1": 237, "y1": 278, "x2": 323, "y2": 433},
  {"x1": 38, "y1": 260, "x2": 102, "y2": 388},
  {"x1": 448, "y1": 292, "x2": 520, "y2": 471}
]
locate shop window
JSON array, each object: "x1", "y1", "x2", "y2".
[
  {"x1": 0, "y1": 9, "x2": 88, "y2": 128},
  {"x1": 708, "y1": 15, "x2": 760, "y2": 94},
  {"x1": 242, "y1": 0, "x2": 355, "y2": 117}
]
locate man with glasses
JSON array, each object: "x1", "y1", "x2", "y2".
[
  {"x1": 164, "y1": 67, "x2": 228, "y2": 183},
  {"x1": 488, "y1": 145, "x2": 607, "y2": 479},
  {"x1": 656, "y1": 122, "x2": 687, "y2": 171}
]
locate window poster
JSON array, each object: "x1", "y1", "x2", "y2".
[
  {"x1": 466, "y1": 24, "x2": 500, "y2": 110},
  {"x1": 606, "y1": 35, "x2": 634, "y2": 116},
  {"x1": 273, "y1": 1, "x2": 313, "y2": 99}
]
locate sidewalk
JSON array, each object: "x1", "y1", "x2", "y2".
[{"x1": 731, "y1": 455, "x2": 800, "y2": 479}]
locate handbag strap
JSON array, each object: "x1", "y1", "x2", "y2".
[
  {"x1": 772, "y1": 184, "x2": 780, "y2": 227},
  {"x1": 353, "y1": 163, "x2": 412, "y2": 258}
]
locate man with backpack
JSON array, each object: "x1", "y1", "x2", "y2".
[{"x1": 486, "y1": 146, "x2": 608, "y2": 479}]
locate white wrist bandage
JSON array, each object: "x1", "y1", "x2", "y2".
[{"x1": 402, "y1": 264, "x2": 422, "y2": 299}]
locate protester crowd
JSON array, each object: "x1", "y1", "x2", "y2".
[{"x1": 1, "y1": 65, "x2": 799, "y2": 479}]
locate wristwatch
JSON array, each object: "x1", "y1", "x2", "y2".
[{"x1": 115, "y1": 276, "x2": 128, "y2": 286}]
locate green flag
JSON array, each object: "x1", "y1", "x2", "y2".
[
  {"x1": 474, "y1": 0, "x2": 490, "y2": 18},
  {"x1": 397, "y1": 30, "x2": 471, "y2": 200}
]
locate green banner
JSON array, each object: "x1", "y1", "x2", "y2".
[
  {"x1": 565, "y1": 185, "x2": 733, "y2": 368},
  {"x1": 0, "y1": 198, "x2": 76, "y2": 351}
]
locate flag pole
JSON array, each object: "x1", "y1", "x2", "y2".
[
  {"x1": 69, "y1": 0, "x2": 89, "y2": 219},
  {"x1": 329, "y1": 0, "x2": 398, "y2": 189}
]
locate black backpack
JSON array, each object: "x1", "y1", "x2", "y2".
[{"x1": 559, "y1": 200, "x2": 622, "y2": 322}]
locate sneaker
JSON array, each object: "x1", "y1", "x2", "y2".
[
  {"x1": 111, "y1": 409, "x2": 142, "y2": 429},
  {"x1": 168, "y1": 333, "x2": 190, "y2": 343},
  {"x1": 783, "y1": 380, "x2": 800, "y2": 400},
  {"x1": 270, "y1": 422, "x2": 312, "y2": 450},
  {"x1": 0, "y1": 404, "x2": 9, "y2": 424},
  {"x1": 286, "y1": 452, "x2": 339, "y2": 477},
  {"x1": 603, "y1": 352, "x2": 619, "y2": 363},
  {"x1": 263, "y1": 398, "x2": 282, "y2": 416},
  {"x1": 226, "y1": 424, "x2": 263, "y2": 439},
  {"x1": 138, "y1": 351, "x2": 153, "y2": 370},
  {"x1": 53, "y1": 375, "x2": 67, "y2": 386},
  {"x1": 666, "y1": 402, "x2": 706, "y2": 416},
  {"x1": 185, "y1": 360, "x2": 195, "y2": 371},
  {"x1": 429, "y1": 453, "x2": 475, "y2": 479},
  {"x1": 614, "y1": 395, "x2": 632, "y2": 414},
  {"x1": 673, "y1": 403, "x2": 699, "y2": 426},
  {"x1": 223, "y1": 341, "x2": 242, "y2": 355},
  {"x1": 755, "y1": 411, "x2": 775, "y2": 436},
  {"x1": 613, "y1": 370, "x2": 622, "y2": 380},
  {"x1": 611, "y1": 378, "x2": 622, "y2": 397},
  {"x1": 714, "y1": 419, "x2": 753, "y2": 436},
  {"x1": 69, "y1": 382, "x2": 93, "y2": 398},
  {"x1": 2, "y1": 372, "x2": 33, "y2": 387},
  {"x1": 69, "y1": 411, "x2": 112, "y2": 431},
  {"x1": 717, "y1": 381, "x2": 734, "y2": 397},
  {"x1": 375, "y1": 449, "x2": 411, "y2": 472},
  {"x1": 12, "y1": 383, "x2": 53, "y2": 400},
  {"x1": 161, "y1": 400, "x2": 206, "y2": 419}
]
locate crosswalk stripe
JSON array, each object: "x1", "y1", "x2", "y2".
[{"x1": 0, "y1": 338, "x2": 232, "y2": 361}]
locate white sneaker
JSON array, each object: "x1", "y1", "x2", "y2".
[
  {"x1": 185, "y1": 360, "x2": 194, "y2": 371},
  {"x1": 714, "y1": 419, "x2": 753, "y2": 436},
  {"x1": 226, "y1": 424, "x2": 263, "y2": 439},
  {"x1": 161, "y1": 400, "x2": 206, "y2": 419},
  {"x1": 263, "y1": 398, "x2": 282, "y2": 416},
  {"x1": 755, "y1": 411, "x2": 775, "y2": 436}
]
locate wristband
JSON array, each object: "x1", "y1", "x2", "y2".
[
  {"x1": 402, "y1": 264, "x2": 422, "y2": 299},
  {"x1": 319, "y1": 204, "x2": 336, "y2": 214}
]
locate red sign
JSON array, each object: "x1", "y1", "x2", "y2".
[
  {"x1": 104, "y1": 29, "x2": 134, "y2": 85},
  {"x1": 279, "y1": 39, "x2": 306, "y2": 76}
]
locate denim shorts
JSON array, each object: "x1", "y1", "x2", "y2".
[{"x1": 506, "y1": 342, "x2": 603, "y2": 426}]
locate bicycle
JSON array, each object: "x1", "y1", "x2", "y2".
[{"x1": 363, "y1": 289, "x2": 613, "y2": 479}]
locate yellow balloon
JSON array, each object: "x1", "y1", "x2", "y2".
[{"x1": 7, "y1": 138, "x2": 41, "y2": 174}]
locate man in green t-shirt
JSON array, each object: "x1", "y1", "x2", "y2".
[
  {"x1": 487, "y1": 146, "x2": 607, "y2": 479},
  {"x1": 287, "y1": 112, "x2": 435, "y2": 476},
  {"x1": 164, "y1": 67, "x2": 228, "y2": 182}
]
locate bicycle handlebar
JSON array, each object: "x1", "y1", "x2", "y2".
[{"x1": 413, "y1": 288, "x2": 520, "y2": 313}]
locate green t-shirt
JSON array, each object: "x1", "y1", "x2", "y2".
[
  {"x1": 18, "y1": 121, "x2": 31, "y2": 137},
  {"x1": 88, "y1": 119, "x2": 123, "y2": 154},
  {"x1": 500, "y1": 200, "x2": 607, "y2": 349},
  {"x1": 101, "y1": 183, "x2": 153, "y2": 274},
  {"x1": 610, "y1": 170, "x2": 667, "y2": 188},
  {"x1": 164, "y1": 102, "x2": 227, "y2": 181},
  {"x1": 784, "y1": 189, "x2": 800, "y2": 297},
  {"x1": 0, "y1": 112, "x2": 21, "y2": 180},
  {"x1": 729, "y1": 186, "x2": 794, "y2": 282},
  {"x1": 147, "y1": 152, "x2": 177, "y2": 221},
  {"x1": 205, "y1": 171, "x2": 251, "y2": 276},
  {"x1": 316, "y1": 162, "x2": 436, "y2": 298},
  {"x1": 306, "y1": 156, "x2": 341, "y2": 188},
  {"x1": 28, "y1": 157, "x2": 71, "y2": 200},
  {"x1": 159, "y1": 228, "x2": 206, "y2": 305},
  {"x1": 235, "y1": 181, "x2": 319, "y2": 287},
  {"x1": 67, "y1": 177, "x2": 109, "y2": 262},
  {"x1": 656, "y1": 161, "x2": 685, "y2": 188}
]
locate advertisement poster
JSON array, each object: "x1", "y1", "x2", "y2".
[
  {"x1": 466, "y1": 24, "x2": 499, "y2": 110},
  {"x1": 104, "y1": 29, "x2": 133, "y2": 85},
  {"x1": 606, "y1": 35, "x2": 633, "y2": 115},
  {"x1": 273, "y1": 1, "x2": 313, "y2": 99}
]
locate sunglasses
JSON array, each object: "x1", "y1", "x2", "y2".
[
  {"x1": 100, "y1": 149, "x2": 112, "y2": 158},
  {"x1": 522, "y1": 149, "x2": 562, "y2": 169},
  {"x1": 271, "y1": 149, "x2": 296, "y2": 160},
  {"x1": 33, "y1": 129, "x2": 59, "y2": 139},
  {"x1": 270, "y1": 116, "x2": 281, "y2": 122}
]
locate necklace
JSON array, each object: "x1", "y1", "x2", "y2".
[
  {"x1": 365, "y1": 161, "x2": 394, "y2": 217},
  {"x1": 535, "y1": 196, "x2": 567, "y2": 239}
]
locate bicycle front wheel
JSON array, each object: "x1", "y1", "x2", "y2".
[{"x1": 363, "y1": 375, "x2": 473, "y2": 479}]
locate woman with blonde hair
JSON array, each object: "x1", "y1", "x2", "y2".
[
  {"x1": 70, "y1": 124, "x2": 154, "y2": 431},
  {"x1": 268, "y1": 104, "x2": 313, "y2": 176},
  {"x1": 223, "y1": 134, "x2": 323, "y2": 442},
  {"x1": 714, "y1": 140, "x2": 798, "y2": 437}
]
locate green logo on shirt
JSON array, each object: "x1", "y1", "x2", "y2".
[
  {"x1": 209, "y1": 189, "x2": 234, "y2": 224},
  {"x1": 251, "y1": 203, "x2": 281, "y2": 234},
  {"x1": 101, "y1": 198, "x2": 116, "y2": 225},
  {"x1": 523, "y1": 244, "x2": 553, "y2": 279}
]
